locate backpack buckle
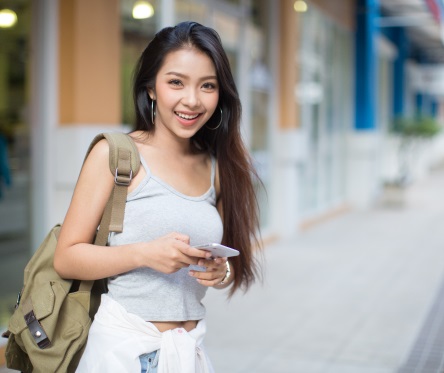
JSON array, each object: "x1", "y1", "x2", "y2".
[
  {"x1": 24, "y1": 310, "x2": 51, "y2": 349},
  {"x1": 114, "y1": 168, "x2": 133, "y2": 186}
]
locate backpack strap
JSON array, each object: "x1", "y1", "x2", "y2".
[
  {"x1": 85, "y1": 132, "x2": 140, "y2": 179},
  {"x1": 84, "y1": 132, "x2": 140, "y2": 245},
  {"x1": 78, "y1": 132, "x2": 140, "y2": 293}
]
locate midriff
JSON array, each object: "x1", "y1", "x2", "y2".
[{"x1": 152, "y1": 320, "x2": 198, "y2": 333}]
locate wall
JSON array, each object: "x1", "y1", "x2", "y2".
[
  {"x1": 309, "y1": 0, "x2": 356, "y2": 30},
  {"x1": 59, "y1": 0, "x2": 121, "y2": 125}
]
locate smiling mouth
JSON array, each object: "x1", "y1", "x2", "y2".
[{"x1": 175, "y1": 112, "x2": 200, "y2": 120}]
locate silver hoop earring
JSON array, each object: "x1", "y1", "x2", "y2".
[
  {"x1": 151, "y1": 100, "x2": 156, "y2": 124},
  {"x1": 206, "y1": 107, "x2": 223, "y2": 130}
]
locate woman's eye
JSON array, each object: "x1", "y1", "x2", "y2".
[
  {"x1": 169, "y1": 79, "x2": 182, "y2": 86},
  {"x1": 202, "y1": 82, "x2": 217, "y2": 90}
]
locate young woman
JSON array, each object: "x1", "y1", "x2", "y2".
[{"x1": 54, "y1": 21, "x2": 262, "y2": 372}]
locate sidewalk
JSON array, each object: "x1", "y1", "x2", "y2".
[
  {"x1": 204, "y1": 168, "x2": 444, "y2": 373},
  {"x1": 1, "y1": 170, "x2": 443, "y2": 373}
]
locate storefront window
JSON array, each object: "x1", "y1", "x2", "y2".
[
  {"x1": 0, "y1": 0, "x2": 31, "y2": 329},
  {"x1": 298, "y1": 5, "x2": 351, "y2": 217}
]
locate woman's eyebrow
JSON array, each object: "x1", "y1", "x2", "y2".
[{"x1": 165, "y1": 71, "x2": 217, "y2": 80}]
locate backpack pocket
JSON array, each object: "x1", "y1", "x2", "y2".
[{"x1": 7, "y1": 280, "x2": 93, "y2": 373}]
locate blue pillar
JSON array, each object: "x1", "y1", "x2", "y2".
[
  {"x1": 415, "y1": 93, "x2": 424, "y2": 116},
  {"x1": 431, "y1": 99, "x2": 438, "y2": 117},
  {"x1": 392, "y1": 28, "x2": 408, "y2": 119},
  {"x1": 355, "y1": 0, "x2": 379, "y2": 130}
]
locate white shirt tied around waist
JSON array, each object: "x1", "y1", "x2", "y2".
[{"x1": 76, "y1": 294, "x2": 214, "y2": 373}]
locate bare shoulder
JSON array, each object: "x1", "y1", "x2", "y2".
[
  {"x1": 58, "y1": 138, "x2": 114, "y2": 240},
  {"x1": 71, "y1": 139, "x2": 114, "y2": 195},
  {"x1": 87, "y1": 138, "x2": 110, "y2": 161},
  {"x1": 82, "y1": 139, "x2": 111, "y2": 174}
]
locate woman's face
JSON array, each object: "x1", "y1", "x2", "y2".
[{"x1": 149, "y1": 47, "x2": 219, "y2": 140}]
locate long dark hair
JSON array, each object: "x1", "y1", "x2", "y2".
[{"x1": 133, "y1": 21, "x2": 262, "y2": 295}]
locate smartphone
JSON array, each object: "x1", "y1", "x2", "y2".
[
  {"x1": 189, "y1": 243, "x2": 239, "y2": 272},
  {"x1": 194, "y1": 243, "x2": 239, "y2": 258}
]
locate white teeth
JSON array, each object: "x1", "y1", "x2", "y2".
[{"x1": 176, "y1": 112, "x2": 199, "y2": 120}]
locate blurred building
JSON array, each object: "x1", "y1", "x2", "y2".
[{"x1": 2, "y1": 0, "x2": 444, "y2": 358}]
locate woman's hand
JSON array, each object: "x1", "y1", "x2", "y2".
[
  {"x1": 188, "y1": 257, "x2": 229, "y2": 287},
  {"x1": 142, "y1": 232, "x2": 213, "y2": 274}
]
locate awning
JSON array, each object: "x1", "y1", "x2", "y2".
[{"x1": 379, "y1": 0, "x2": 444, "y2": 62}]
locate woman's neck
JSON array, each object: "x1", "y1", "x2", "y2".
[{"x1": 147, "y1": 130, "x2": 194, "y2": 156}]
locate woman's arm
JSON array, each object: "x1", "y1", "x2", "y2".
[{"x1": 54, "y1": 140, "x2": 211, "y2": 280}]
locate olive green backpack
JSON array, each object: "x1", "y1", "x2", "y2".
[{"x1": 1, "y1": 132, "x2": 140, "y2": 373}]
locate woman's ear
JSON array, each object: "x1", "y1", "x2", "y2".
[{"x1": 147, "y1": 87, "x2": 155, "y2": 100}]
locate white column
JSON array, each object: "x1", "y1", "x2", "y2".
[
  {"x1": 30, "y1": 0, "x2": 58, "y2": 249},
  {"x1": 272, "y1": 129, "x2": 308, "y2": 237},
  {"x1": 159, "y1": 0, "x2": 175, "y2": 28}
]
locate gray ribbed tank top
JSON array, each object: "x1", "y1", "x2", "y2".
[{"x1": 107, "y1": 155, "x2": 223, "y2": 321}]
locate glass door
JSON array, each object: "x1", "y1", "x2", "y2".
[{"x1": 298, "y1": 5, "x2": 350, "y2": 218}]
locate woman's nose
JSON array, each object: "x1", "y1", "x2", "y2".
[{"x1": 182, "y1": 89, "x2": 200, "y2": 108}]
